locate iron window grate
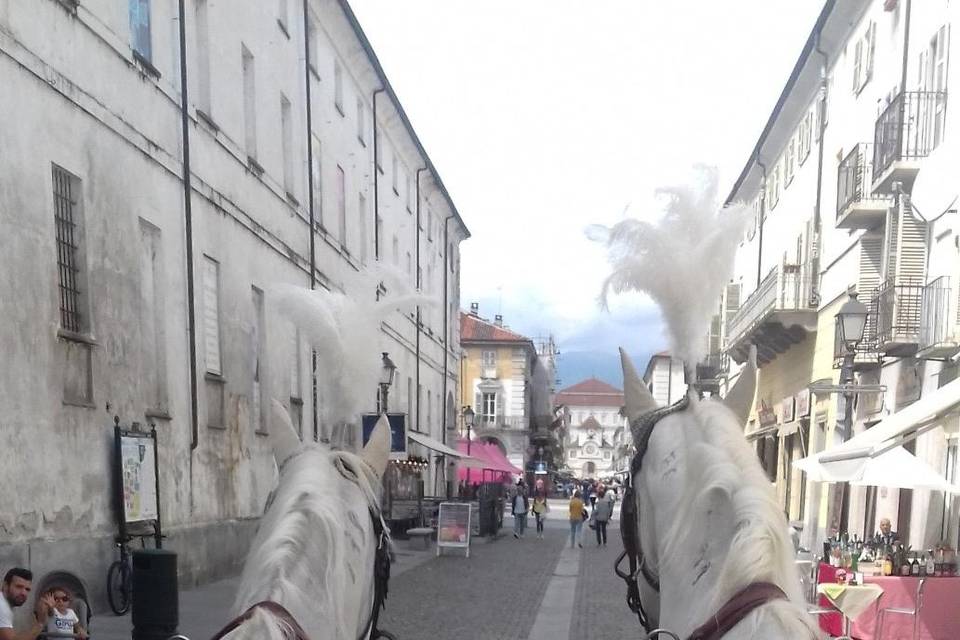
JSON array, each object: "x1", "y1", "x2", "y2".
[{"x1": 52, "y1": 166, "x2": 82, "y2": 333}]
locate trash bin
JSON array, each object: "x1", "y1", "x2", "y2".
[{"x1": 131, "y1": 549, "x2": 178, "y2": 640}]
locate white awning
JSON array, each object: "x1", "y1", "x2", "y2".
[
  {"x1": 794, "y1": 446, "x2": 960, "y2": 493},
  {"x1": 792, "y1": 377, "x2": 960, "y2": 491},
  {"x1": 407, "y1": 430, "x2": 479, "y2": 462},
  {"x1": 822, "y1": 377, "x2": 960, "y2": 457}
]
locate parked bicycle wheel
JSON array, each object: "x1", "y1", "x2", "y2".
[{"x1": 106, "y1": 560, "x2": 131, "y2": 615}]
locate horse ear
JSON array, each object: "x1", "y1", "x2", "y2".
[
  {"x1": 361, "y1": 414, "x2": 391, "y2": 477},
  {"x1": 270, "y1": 399, "x2": 301, "y2": 467},
  {"x1": 620, "y1": 347, "x2": 658, "y2": 422},
  {"x1": 723, "y1": 344, "x2": 757, "y2": 425}
]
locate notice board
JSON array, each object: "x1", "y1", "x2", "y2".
[{"x1": 436, "y1": 502, "x2": 471, "y2": 557}]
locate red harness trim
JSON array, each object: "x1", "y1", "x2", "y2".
[
  {"x1": 210, "y1": 601, "x2": 311, "y2": 640},
  {"x1": 686, "y1": 582, "x2": 787, "y2": 640}
]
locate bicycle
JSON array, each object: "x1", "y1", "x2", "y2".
[{"x1": 106, "y1": 535, "x2": 137, "y2": 615}]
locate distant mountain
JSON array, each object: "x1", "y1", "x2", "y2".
[{"x1": 555, "y1": 349, "x2": 653, "y2": 390}]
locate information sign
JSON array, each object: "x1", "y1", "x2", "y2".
[
  {"x1": 436, "y1": 502, "x2": 472, "y2": 557},
  {"x1": 362, "y1": 413, "x2": 407, "y2": 460},
  {"x1": 119, "y1": 433, "x2": 158, "y2": 522}
]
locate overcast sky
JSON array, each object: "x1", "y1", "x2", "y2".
[{"x1": 349, "y1": 0, "x2": 823, "y2": 366}]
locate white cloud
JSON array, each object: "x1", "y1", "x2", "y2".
[{"x1": 349, "y1": 0, "x2": 823, "y2": 356}]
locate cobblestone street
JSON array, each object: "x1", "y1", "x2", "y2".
[{"x1": 91, "y1": 503, "x2": 636, "y2": 640}]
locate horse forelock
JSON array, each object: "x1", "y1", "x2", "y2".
[
  {"x1": 634, "y1": 396, "x2": 818, "y2": 637},
  {"x1": 232, "y1": 444, "x2": 385, "y2": 640}
]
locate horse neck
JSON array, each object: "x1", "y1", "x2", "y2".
[
  {"x1": 640, "y1": 403, "x2": 805, "y2": 636},
  {"x1": 232, "y1": 450, "x2": 378, "y2": 640}
]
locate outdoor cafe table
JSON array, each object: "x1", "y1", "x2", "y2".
[
  {"x1": 817, "y1": 563, "x2": 960, "y2": 639},
  {"x1": 817, "y1": 582, "x2": 884, "y2": 638}
]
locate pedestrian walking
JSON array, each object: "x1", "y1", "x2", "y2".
[
  {"x1": 531, "y1": 492, "x2": 549, "y2": 539},
  {"x1": 593, "y1": 490, "x2": 614, "y2": 546},
  {"x1": 511, "y1": 482, "x2": 529, "y2": 538},
  {"x1": 568, "y1": 490, "x2": 586, "y2": 548}
]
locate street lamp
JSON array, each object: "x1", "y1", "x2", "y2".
[
  {"x1": 835, "y1": 292, "x2": 868, "y2": 440},
  {"x1": 463, "y1": 405, "x2": 475, "y2": 484},
  {"x1": 379, "y1": 352, "x2": 397, "y2": 413}
]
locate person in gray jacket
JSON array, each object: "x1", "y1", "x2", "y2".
[{"x1": 592, "y1": 490, "x2": 615, "y2": 546}]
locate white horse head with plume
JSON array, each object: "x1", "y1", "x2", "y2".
[
  {"x1": 218, "y1": 401, "x2": 393, "y2": 640},
  {"x1": 593, "y1": 167, "x2": 820, "y2": 638}
]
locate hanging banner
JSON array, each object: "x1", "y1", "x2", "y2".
[
  {"x1": 362, "y1": 413, "x2": 407, "y2": 460},
  {"x1": 436, "y1": 501, "x2": 472, "y2": 557}
]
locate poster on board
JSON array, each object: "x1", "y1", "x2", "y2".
[
  {"x1": 436, "y1": 502, "x2": 471, "y2": 557},
  {"x1": 117, "y1": 431, "x2": 159, "y2": 523}
]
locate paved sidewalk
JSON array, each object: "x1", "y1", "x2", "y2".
[{"x1": 89, "y1": 538, "x2": 439, "y2": 640}]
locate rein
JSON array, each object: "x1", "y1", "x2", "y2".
[{"x1": 616, "y1": 396, "x2": 787, "y2": 639}]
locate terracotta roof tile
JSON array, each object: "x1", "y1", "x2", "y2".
[
  {"x1": 460, "y1": 312, "x2": 532, "y2": 344},
  {"x1": 555, "y1": 377, "x2": 625, "y2": 408}
]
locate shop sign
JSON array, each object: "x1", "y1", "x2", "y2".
[
  {"x1": 896, "y1": 359, "x2": 924, "y2": 409},
  {"x1": 437, "y1": 501, "x2": 472, "y2": 557},
  {"x1": 362, "y1": 413, "x2": 407, "y2": 460},
  {"x1": 757, "y1": 400, "x2": 778, "y2": 428},
  {"x1": 781, "y1": 396, "x2": 796, "y2": 423},
  {"x1": 795, "y1": 389, "x2": 811, "y2": 418}
]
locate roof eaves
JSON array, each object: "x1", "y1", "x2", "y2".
[
  {"x1": 336, "y1": 0, "x2": 471, "y2": 238},
  {"x1": 724, "y1": 0, "x2": 837, "y2": 205}
]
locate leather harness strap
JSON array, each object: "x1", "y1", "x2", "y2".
[
  {"x1": 685, "y1": 582, "x2": 787, "y2": 640},
  {"x1": 210, "y1": 601, "x2": 310, "y2": 640}
]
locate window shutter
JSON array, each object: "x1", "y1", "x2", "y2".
[
  {"x1": 896, "y1": 202, "x2": 927, "y2": 285},
  {"x1": 866, "y1": 23, "x2": 876, "y2": 86},
  {"x1": 475, "y1": 391, "x2": 481, "y2": 415},
  {"x1": 853, "y1": 38, "x2": 863, "y2": 92},
  {"x1": 202, "y1": 257, "x2": 222, "y2": 375},
  {"x1": 858, "y1": 231, "x2": 884, "y2": 297}
]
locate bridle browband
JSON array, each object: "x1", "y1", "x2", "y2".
[{"x1": 615, "y1": 395, "x2": 788, "y2": 640}]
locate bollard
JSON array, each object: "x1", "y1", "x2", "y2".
[{"x1": 131, "y1": 549, "x2": 178, "y2": 640}]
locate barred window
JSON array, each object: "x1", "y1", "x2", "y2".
[{"x1": 53, "y1": 165, "x2": 84, "y2": 333}]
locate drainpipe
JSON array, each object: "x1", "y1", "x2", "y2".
[
  {"x1": 303, "y1": 0, "x2": 319, "y2": 441},
  {"x1": 415, "y1": 168, "x2": 428, "y2": 432},
  {"x1": 811, "y1": 29, "x2": 830, "y2": 307},
  {"x1": 442, "y1": 214, "x2": 454, "y2": 445},
  {"x1": 177, "y1": 0, "x2": 199, "y2": 454},
  {"x1": 441, "y1": 214, "x2": 454, "y2": 497},
  {"x1": 756, "y1": 159, "x2": 767, "y2": 288},
  {"x1": 372, "y1": 89, "x2": 385, "y2": 260}
]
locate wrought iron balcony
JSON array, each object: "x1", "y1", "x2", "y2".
[
  {"x1": 836, "y1": 143, "x2": 890, "y2": 229},
  {"x1": 477, "y1": 414, "x2": 528, "y2": 430},
  {"x1": 874, "y1": 278, "x2": 924, "y2": 355},
  {"x1": 724, "y1": 263, "x2": 818, "y2": 365},
  {"x1": 872, "y1": 90, "x2": 948, "y2": 192},
  {"x1": 918, "y1": 276, "x2": 960, "y2": 358},
  {"x1": 833, "y1": 297, "x2": 881, "y2": 370},
  {"x1": 480, "y1": 364, "x2": 498, "y2": 379}
]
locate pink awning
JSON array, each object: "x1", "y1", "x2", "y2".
[{"x1": 456, "y1": 440, "x2": 521, "y2": 482}]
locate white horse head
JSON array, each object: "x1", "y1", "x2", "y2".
[
  {"x1": 222, "y1": 400, "x2": 392, "y2": 640},
  {"x1": 620, "y1": 347, "x2": 820, "y2": 639}
]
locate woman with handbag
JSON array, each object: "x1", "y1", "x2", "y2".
[
  {"x1": 531, "y1": 492, "x2": 549, "y2": 539},
  {"x1": 568, "y1": 490, "x2": 586, "y2": 548}
]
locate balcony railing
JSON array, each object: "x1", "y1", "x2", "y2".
[
  {"x1": 919, "y1": 276, "x2": 960, "y2": 358},
  {"x1": 477, "y1": 414, "x2": 528, "y2": 430},
  {"x1": 875, "y1": 278, "x2": 924, "y2": 354},
  {"x1": 725, "y1": 263, "x2": 816, "y2": 361},
  {"x1": 873, "y1": 90, "x2": 948, "y2": 187},
  {"x1": 836, "y1": 143, "x2": 889, "y2": 228}
]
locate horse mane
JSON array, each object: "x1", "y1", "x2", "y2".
[
  {"x1": 661, "y1": 395, "x2": 819, "y2": 636},
  {"x1": 229, "y1": 444, "x2": 386, "y2": 640}
]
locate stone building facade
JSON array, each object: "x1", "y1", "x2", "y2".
[{"x1": 0, "y1": 0, "x2": 468, "y2": 608}]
